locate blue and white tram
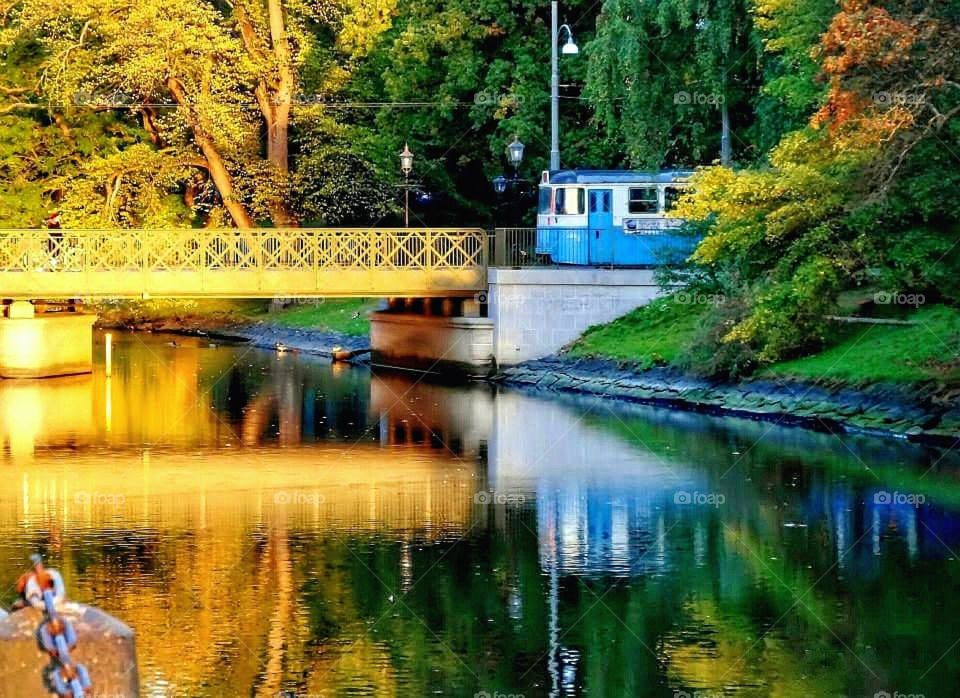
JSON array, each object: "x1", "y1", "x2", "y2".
[{"x1": 536, "y1": 169, "x2": 695, "y2": 266}]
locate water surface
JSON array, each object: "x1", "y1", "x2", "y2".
[{"x1": 1, "y1": 332, "x2": 958, "y2": 697}]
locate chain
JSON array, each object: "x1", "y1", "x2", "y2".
[{"x1": 21, "y1": 557, "x2": 92, "y2": 697}]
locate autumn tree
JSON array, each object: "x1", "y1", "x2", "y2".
[{"x1": 672, "y1": 0, "x2": 960, "y2": 371}]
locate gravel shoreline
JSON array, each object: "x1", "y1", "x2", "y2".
[{"x1": 500, "y1": 356, "x2": 960, "y2": 446}]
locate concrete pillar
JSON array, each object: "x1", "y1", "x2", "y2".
[
  {"x1": 0, "y1": 312, "x2": 96, "y2": 378},
  {"x1": 0, "y1": 605, "x2": 139, "y2": 697},
  {"x1": 7, "y1": 301, "x2": 34, "y2": 319}
]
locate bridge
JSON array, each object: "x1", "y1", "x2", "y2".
[
  {"x1": 0, "y1": 226, "x2": 665, "y2": 380},
  {"x1": 0, "y1": 228, "x2": 487, "y2": 298}
]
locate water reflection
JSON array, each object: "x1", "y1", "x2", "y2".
[{"x1": 0, "y1": 332, "x2": 958, "y2": 696}]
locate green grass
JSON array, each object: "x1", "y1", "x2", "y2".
[
  {"x1": 568, "y1": 296, "x2": 960, "y2": 386},
  {"x1": 94, "y1": 297, "x2": 379, "y2": 337},
  {"x1": 567, "y1": 296, "x2": 707, "y2": 367},
  {"x1": 761, "y1": 305, "x2": 960, "y2": 384},
  {"x1": 255, "y1": 298, "x2": 379, "y2": 336}
]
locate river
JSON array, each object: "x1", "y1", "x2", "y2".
[{"x1": 0, "y1": 332, "x2": 957, "y2": 697}]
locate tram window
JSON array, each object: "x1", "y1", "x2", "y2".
[
  {"x1": 664, "y1": 186, "x2": 684, "y2": 211},
  {"x1": 555, "y1": 187, "x2": 585, "y2": 215},
  {"x1": 538, "y1": 187, "x2": 552, "y2": 214},
  {"x1": 628, "y1": 187, "x2": 659, "y2": 214}
]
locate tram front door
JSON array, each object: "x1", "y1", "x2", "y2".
[{"x1": 588, "y1": 189, "x2": 613, "y2": 265}]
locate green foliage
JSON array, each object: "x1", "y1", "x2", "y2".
[
  {"x1": 585, "y1": 0, "x2": 761, "y2": 167},
  {"x1": 749, "y1": 0, "x2": 835, "y2": 152},
  {"x1": 347, "y1": 0, "x2": 611, "y2": 221},
  {"x1": 293, "y1": 121, "x2": 397, "y2": 224}
]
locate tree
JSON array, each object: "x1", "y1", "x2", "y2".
[
  {"x1": 585, "y1": 0, "x2": 761, "y2": 168},
  {"x1": 672, "y1": 0, "x2": 960, "y2": 370},
  {"x1": 0, "y1": 0, "x2": 396, "y2": 227},
  {"x1": 345, "y1": 0, "x2": 610, "y2": 223}
]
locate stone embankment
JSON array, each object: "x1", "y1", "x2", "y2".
[{"x1": 501, "y1": 357, "x2": 960, "y2": 445}]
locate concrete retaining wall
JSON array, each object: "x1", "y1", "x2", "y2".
[
  {"x1": 369, "y1": 311, "x2": 494, "y2": 376},
  {"x1": 488, "y1": 268, "x2": 663, "y2": 365}
]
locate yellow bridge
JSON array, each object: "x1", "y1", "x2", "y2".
[{"x1": 0, "y1": 228, "x2": 488, "y2": 298}]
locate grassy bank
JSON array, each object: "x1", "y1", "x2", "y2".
[
  {"x1": 94, "y1": 298, "x2": 378, "y2": 337},
  {"x1": 569, "y1": 296, "x2": 960, "y2": 386}
]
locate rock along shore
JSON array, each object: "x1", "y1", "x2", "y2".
[{"x1": 500, "y1": 356, "x2": 960, "y2": 446}]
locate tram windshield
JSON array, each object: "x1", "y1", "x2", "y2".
[
  {"x1": 554, "y1": 187, "x2": 585, "y2": 215},
  {"x1": 538, "y1": 188, "x2": 551, "y2": 214}
]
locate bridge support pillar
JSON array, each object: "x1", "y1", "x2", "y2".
[
  {"x1": 369, "y1": 300, "x2": 494, "y2": 378},
  {"x1": 0, "y1": 304, "x2": 96, "y2": 378}
]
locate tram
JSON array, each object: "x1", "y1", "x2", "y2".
[{"x1": 536, "y1": 169, "x2": 695, "y2": 266}]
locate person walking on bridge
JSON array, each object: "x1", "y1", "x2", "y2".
[{"x1": 44, "y1": 210, "x2": 63, "y2": 269}]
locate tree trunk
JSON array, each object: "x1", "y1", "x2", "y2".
[
  {"x1": 167, "y1": 77, "x2": 253, "y2": 228},
  {"x1": 265, "y1": 0, "x2": 297, "y2": 226},
  {"x1": 266, "y1": 0, "x2": 292, "y2": 174}
]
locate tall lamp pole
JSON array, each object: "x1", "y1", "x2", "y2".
[
  {"x1": 550, "y1": 2, "x2": 578, "y2": 171},
  {"x1": 399, "y1": 143, "x2": 414, "y2": 227}
]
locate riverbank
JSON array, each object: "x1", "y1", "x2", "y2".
[
  {"x1": 90, "y1": 298, "x2": 960, "y2": 444},
  {"x1": 93, "y1": 299, "x2": 372, "y2": 360},
  {"x1": 500, "y1": 356, "x2": 960, "y2": 445}
]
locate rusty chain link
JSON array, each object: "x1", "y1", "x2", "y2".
[{"x1": 22, "y1": 555, "x2": 92, "y2": 697}]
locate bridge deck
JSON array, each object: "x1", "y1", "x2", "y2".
[{"x1": 0, "y1": 228, "x2": 487, "y2": 298}]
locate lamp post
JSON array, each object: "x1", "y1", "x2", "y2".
[
  {"x1": 551, "y1": 2, "x2": 578, "y2": 171},
  {"x1": 506, "y1": 135, "x2": 525, "y2": 176},
  {"x1": 399, "y1": 143, "x2": 414, "y2": 227}
]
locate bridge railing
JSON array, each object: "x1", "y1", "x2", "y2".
[{"x1": 0, "y1": 228, "x2": 488, "y2": 298}]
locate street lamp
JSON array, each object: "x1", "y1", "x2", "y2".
[
  {"x1": 399, "y1": 143, "x2": 414, "y2": 227},
  {"x1": 551, "y1": 2, "x2": 578, "y2": 171},
  {"x1": 492, "y1": 175, "x2": 508, "y2": 195},
  {"x1": 506, "y1": 136, "x2": 525, "y2": 172}
]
